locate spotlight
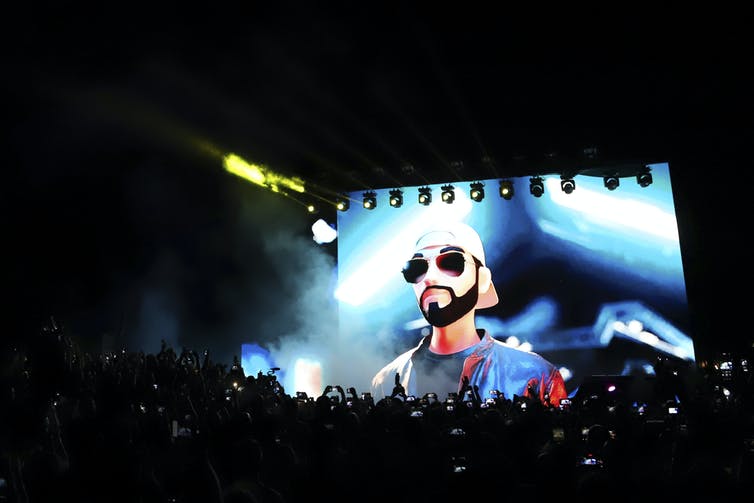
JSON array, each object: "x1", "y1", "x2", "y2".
[
  {"x1": 603, "y1": 176, "x2": 620, "y2": 191},
  {"x1": 529, "y1": 176, "x2": 544, "y2": 197},
  {"x1": 418, "y1": 186, "x2": 432, "y2": 206},
  {"x1": 389, "y1": 189, "x2": 403, "y2": 208},
  {"x1": 441, "y1": 184, "x2": 455, "y2": 204},
  {"x1": 499, "y1": 179, "x2": 514, "y2": 200},
  {"x1": 307, "y1": 204, "x2": 318, "y2": 214},
  {"x1": 637, "y1": 167, "x2": 653, "y2": 187},
  {"x1": 469, "y1": 182, "x2": 485, "y2": 202},
  {"x1": 335, "y1": 197, "x2": 350, "y2": 212},
  {"x1": 362, "y1": 191, "x2": 377, "y2": 210},
  {"x1": 311, "y1": 218, "x2": 337, "y2": 244},
  {"x1": 560, "y1": 175, "x2": 576, "y2": 194}
]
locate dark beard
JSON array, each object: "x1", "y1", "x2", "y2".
[{"x1": 420, "y1": 272, "x2": 479, "y2": 328}]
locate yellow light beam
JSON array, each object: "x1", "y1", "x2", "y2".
[{"x1": 223, "y1": 153, "x2": 305, "y2": 193}]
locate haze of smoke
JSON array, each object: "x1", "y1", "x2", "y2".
[
  {"x1": 133, "y1": 288, "x2": 181, "y2": 354},
  {"x1": 256, "y1": 221, "x2": 405, "y2": 395},
  {"x1": 94, "y1": 176, "x2": 411, "y2": 394}
]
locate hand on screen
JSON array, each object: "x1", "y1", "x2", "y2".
[{"x1": 391, "y1": 372, "x2": 406, "y2": 398}]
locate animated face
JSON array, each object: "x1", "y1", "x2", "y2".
[{"x1": 402, "y1": 244, "x2": 481, "y2": 327}]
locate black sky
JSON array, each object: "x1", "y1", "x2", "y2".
[{"x1": 6, "y1": 2, "x2": 753, "y2": 361}]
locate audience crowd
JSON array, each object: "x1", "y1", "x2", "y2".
[{"x1": 1, "y1": 318, "x2": 752, "y2": 502}]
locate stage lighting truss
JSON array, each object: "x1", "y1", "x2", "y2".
[
  {"x1": 335, "y1": 196, "x2": 350, "y2": 212},
  {"x1": 529, "y1": 176, "x2": 545, "y2": 197},
  {"x1": 469, "y1": 181, "x2": 485, "y2": 202},
  {"x1": 603, "y1": 175, "x2": 620, "y2": 191},
  {"x1": 418, "y1": 186, "x2": 432, "y2": 206},
  {"x1": 560, "y1": 175, "x2": 576, "y2": 194},
  {"x1": 362, "y1": 191, "x2": 377, "y2": 210},
  {"x1": 389, "y1": 189, "x2": 404, "y2": 208},
  {"x1": 636, "y1": 166, "x2": 653, "y2": 187},
  {"x1": 441, "y1": 184, "x2": 455, "y2": 204},
  {"x1": 499, "y1": 179, "x2": 514, "y2": 200}
]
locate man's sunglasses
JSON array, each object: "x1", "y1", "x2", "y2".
[{"x1": 401, "y1": 251, "x2": 479, "y2": 284}]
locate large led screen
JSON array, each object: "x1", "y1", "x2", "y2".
[{"x1": 332, "y1": 162, "x2": 694, "y2": 400}]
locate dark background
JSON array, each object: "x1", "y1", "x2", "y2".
[{"x1": 5, "y1": 2, "x2": 752, "y2": 364}]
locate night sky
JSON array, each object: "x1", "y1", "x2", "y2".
[{"x1": 6, "y1": 3, "x2": 753, "y2": 364}]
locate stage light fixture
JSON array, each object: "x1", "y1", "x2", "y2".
[
  {"x1": 637, "y1": 167, "x2": 653, "y2": 187},
  {"x1": 529, "y1": 176, "x2": 545, "y2": 197},
  {"x1": 499, "y1": 179, "x2": 514, "y2": 200},
  {"x1": 362, "y1": 191, "x2": 377, "y2": 210},
  {"x1": 560, "y1": 175, "x2": 576, "y2": 194},
  {"x1": 418, "y1": 186, "x2": 432, "y2": 206},
  {"x1": 307, "y1": 204, "x2": 318, "y2": 214},
  {"x1": 604, "y1": 176, "x2": 620, "y2": 191},
  {"x1": 389, "y1": 189, "x2": 403, "y2": 208},
  {"x1": 441, "y1": 184, "x2": 455, "y2": 204},
  {"x1": 469, "y1": 182, "x2": 485, "y2": 202},
  {"x1": 335, "y1": 196, "x2": 350, "y2": 212}
]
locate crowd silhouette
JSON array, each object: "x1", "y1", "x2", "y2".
[{"x1": 1, "y1": 317, "x2": 752, "y2": 503}]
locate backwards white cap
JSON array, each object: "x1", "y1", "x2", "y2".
[{"x1": 413, "y1": 221, "x2": 499, "y2": 309}]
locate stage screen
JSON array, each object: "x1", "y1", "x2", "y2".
[{"x1": 332, "y1": 162, "x2": 694, "y2": 399}]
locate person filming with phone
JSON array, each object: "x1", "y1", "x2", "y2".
[{"x1": 371, "y1": 221, "x2": 567, "y2": 406}]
